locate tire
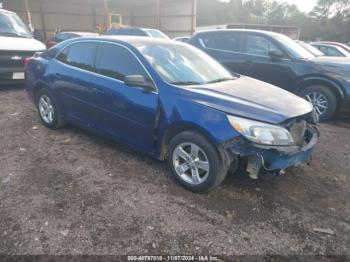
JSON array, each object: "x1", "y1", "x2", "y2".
[
  {"x1": 167, "y1": 131, "x2": 228, "y2": 193},
  {"x1": 299, "y1": 85, "x2": 337, "y2": 121},
  {"x1": 35, "y1": 88, "x2": 66, "y2": 129}
]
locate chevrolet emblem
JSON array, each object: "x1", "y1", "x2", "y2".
[{"x1": 11, "y1": 56, "x2": 22, "y2": 61}]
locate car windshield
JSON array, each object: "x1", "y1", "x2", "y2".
[
  {"x1": 137, "y1": 43, "x2": 235, "y2": 85},
  {"x1": 143, "y1": 29, "x2": 169, "y2": 39},
  {"x1": 274, "y1": 34, "x2": 315, "y2": 59},
  {"x1": 0, "y1": 11, "x2": 32, "y2": 38}
]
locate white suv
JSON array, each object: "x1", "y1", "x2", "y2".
[{"x1": 0, "y1": 8, "x2": 45, "y2": 84}]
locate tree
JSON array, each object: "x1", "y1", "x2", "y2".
[{"x1": 197, "y1": 0, "x2": 350, "y2": 42}]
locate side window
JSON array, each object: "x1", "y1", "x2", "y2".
[
  {"x1": 207, "y1": 33, "x2": 241, "y2": 52},
  {"x1": 327, "y1": 47, "x2": 343, "y2": 57},
  {"x1": 56, "y1": 42, "x2": 97, "y2": 72},
  {"x1": 96, "y1": 43, "x2": 148, "y2": 81},
  {"x1": 317, "y1": 46, "x2": 327, "y2": 54},
  {"x1": 246, "y1": 35, "x2": 281, "y2": 57}
]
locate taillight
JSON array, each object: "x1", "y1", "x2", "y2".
[{"x1": 24, "y1": 57, "x2": 31, "y2": 67}]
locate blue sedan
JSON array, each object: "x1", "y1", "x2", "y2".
[{"x1": 25, "y1": 36, "x2": 319, "y2": 192}]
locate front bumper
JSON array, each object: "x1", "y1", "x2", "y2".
[{"x1": 225, "y1": 124, "x2": 319, "y2": 177}]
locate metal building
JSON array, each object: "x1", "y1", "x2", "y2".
[{"x1": 2, "y1": 0, "x2": 197, "y2": 39}]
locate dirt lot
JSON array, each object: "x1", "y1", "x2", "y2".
[{"x1": 0, "y1": 86, "x2": 349, "y2": 256}]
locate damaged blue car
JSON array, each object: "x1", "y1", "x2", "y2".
[{"x1": 25, "y1": 36, "x2": 319, "y2": 193}]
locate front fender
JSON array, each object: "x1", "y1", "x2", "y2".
[
  {"x1": 158, "y1": 95, "x2": 240, "y2": 147},
  {"x1": 296, "y1": 75, "x2": 345, "y2": 100}
]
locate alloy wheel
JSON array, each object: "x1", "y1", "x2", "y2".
[
  {"x1": 172, "y1": 142, "x2": 210, "y2": 185},
  {"x1": 305, "y1": 92, "x2": 328, "y2": 116},
  {"x1": 38, "y1": 94, "x2": 55, "y2": 124}
]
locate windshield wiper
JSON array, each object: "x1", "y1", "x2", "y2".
[
  {"x1": 171, "y1": 81, "x2": 202, "y2": 86},
  {"x1": 205, "y1": 77, "x2": 236, "y2": 84}
]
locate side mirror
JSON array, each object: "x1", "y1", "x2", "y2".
[
  {"x1": 268, "y1": 50, "x2": 284, "y2": 61},
  {"x1": 124, "y1": 75, "x2": 155, "y2": 92}
]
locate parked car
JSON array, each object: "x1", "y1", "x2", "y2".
[
  {"x1": 189, "y1": 29, "x2": 350, "y2": 120},
  {"x1": 45, "y1": 31, "x2": 98, "y2": 49},
  {"x1": 314, "y1": 41, "x2": 350, "y2": 53},
  {"x1": 104, "y1": 27, "x2": 169, "y2": 39},
  {"x1": 295, "y1": 41, "x2": 325, "y2": 57},
  {"x1": 25, "y1": 36, "x2": 319, "y2": 192},
  {"x1": 311, "y1": 43, "x2": 350, "y2": 57},
  {"x1": 0, "y1": 8, "x2": 46, "y2": 84},
  {"x1": 173, "y1": 36, "x2": 190, "y2": 43}
]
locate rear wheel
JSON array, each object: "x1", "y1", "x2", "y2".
[
  {"x1": 300, "y1": 85, "x2": 337, "y2": 121},
  {"x1": 36, "y1": 88, "x2": 66, "y2": 129},
  {"x1": 167, "y1": 131, "x2": 228, "y2": 193}
]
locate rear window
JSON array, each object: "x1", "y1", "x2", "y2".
[{"x1": 56, "y1": 42, "x2": 97, "y2": 71}]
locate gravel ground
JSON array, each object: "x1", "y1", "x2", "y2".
[{"x1": 0, "y1": 86, "x2": 349, "y2": 256}]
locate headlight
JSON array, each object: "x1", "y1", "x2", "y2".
[{"x1": 227, "y1": 115, "x2": 294, "y2": 146}]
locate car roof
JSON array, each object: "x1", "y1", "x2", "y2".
[
  {"x1": 194, "y1": 29, "x2": 284, "y2": 37},
  {"x1": 58, "y1": 31, "x2": 98, "y2": 36},
  {"x1": 72, "y1": 35, "x2": 182, "y2": 48},
  {"x1": 312, "y1": 43, "x2": 340, "y2": 48}
]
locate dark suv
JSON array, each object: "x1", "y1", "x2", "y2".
[{"x1": 189, "y1": 29, "x2": 350, "y2": 120}]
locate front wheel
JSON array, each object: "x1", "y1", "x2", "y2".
[
  {"x1": 167, "y1": 131, "x2": 228, "y2": 193},
  {"x1": 299, "y1": 85, "x2": 337, "y2": 121}
]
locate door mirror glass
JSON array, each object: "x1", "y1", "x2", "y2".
[
  {"x1": 124, "y1": 75, "x2": 155, "y2": 91},
  {"x1": 268, "y1": 50, "x2": 284, "y2": 60}
]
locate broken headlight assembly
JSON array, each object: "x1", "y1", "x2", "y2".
[{"x1": 227, "y1": 115, "x2": 294, "y2": 146}]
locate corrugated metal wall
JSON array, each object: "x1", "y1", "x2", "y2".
[{"x1": 2, "y1": 0, "x2": 196, "y2": 39}]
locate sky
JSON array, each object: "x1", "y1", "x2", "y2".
[{"x1": 277, "y1": 0, "x2": 317, "y2": 12}]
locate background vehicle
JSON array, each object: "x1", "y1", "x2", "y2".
[
  {"x1": 45, "y1": 31, "x2": 98, "y2": 49},
  {"x1": 173, "y1": 36, "x2": 190, "y2": 43},
  {"x1": 295, "y1": 41, "x2": 325, "y2": 57},
  {"x1": 104, "y1": 27, "x2": 169, "y2": 39},
  {"x1": 311, "y1": 43, "x2": 350, "y2": 57},
  {"x1": 25, "y1": 36, "x2": 318, "y2": 193},
  {"x1": 189, "y1": 29, "x2": 350, "y2": 120},
  {"x1": 314, "y1": 41, "x2": 350, "y2": 53},
  {"x1": 0, "y1": 8, "x2": 45, "y2": 84}
]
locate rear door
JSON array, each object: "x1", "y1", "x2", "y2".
[
  {"x1": 194, "y1": 32, "x2": 248, "y2": 75},
  {"x1": 89, "y1": 43, "x2": 158, "y2": 151},
  {"x1": 242, "y1": 33, "x2": 297, "y2": 90},
  {"x1": 52, "y1": 41, "x2": 98, "y2": 125}
]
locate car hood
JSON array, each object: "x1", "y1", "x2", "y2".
[
  {"x1": 179, "y1": 76, "x2": 313, "y2": 124},
  {"x1": 309, "y1": 56, "x2": 350, "y2": 76},
  {"x1": 0, "y1": 36, "x2": 46, "y2": 51}
]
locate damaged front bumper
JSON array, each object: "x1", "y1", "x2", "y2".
[{"x1": 224, "y1": 124, "x2": 319, "y2": 179}]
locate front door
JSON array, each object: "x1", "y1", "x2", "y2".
[{"x1": 242, "y1": 33, "x2": 297, "y2": 91}]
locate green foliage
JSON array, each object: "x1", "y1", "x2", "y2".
[{"x1": 197, "y1": 0, "x2": 350, "y2": 42}]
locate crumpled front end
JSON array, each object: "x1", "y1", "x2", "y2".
[{"x1": 223, "y1": 112, "x2": 320, "y2": 179}]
